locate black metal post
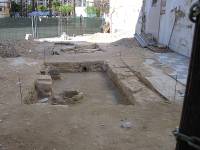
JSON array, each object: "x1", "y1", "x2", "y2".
[
  {"x1": 20, "y1": 0, "x2": 23, "y2": 16},
  {"x1": 176, "y1": 1, "x2": 200, "y2": 150}
]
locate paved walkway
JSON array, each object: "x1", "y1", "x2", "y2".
[
  {"x1": 153, "y1": 53, "x2": 189, "y2": 85},
  {"x1": 118, "y1": 42, "x2": 188, "y2": 102}
]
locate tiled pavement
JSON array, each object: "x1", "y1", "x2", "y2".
[{"x1": 153, "y1": 52, "x2": 190, "y2": 85}]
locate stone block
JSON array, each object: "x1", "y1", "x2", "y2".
[{"x1": 35, "y1": 75, "x2": 52, "y2": 98}]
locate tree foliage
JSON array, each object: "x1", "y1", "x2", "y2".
[
  {"x1": 52, "y1": 0, "x2": 61, "y2": 11},
  {"x1": 59, "y1": 4, "x2": 73, "y2": 16},
  {"x1": 85, "y1": 6, "x2": 100, "y2": 17},
  {"x1": 10, "y1": 1, "x2": 20, "y2": 12},
  {"x1": 27, "y1": 5, "x2": 32, "y2": 12}
]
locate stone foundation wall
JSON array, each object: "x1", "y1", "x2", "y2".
[
  {"x1": 41, "y1": 60, "x2": 163, "y2": 104},
  {"x1": 45, "y1": 61, "x2": 104, "y2": 73},
  {"x1": 46, "y1": 61, "x2": 138, "y2": 104},
  {"x1": 105, "y1": 63, "x2": 136, "y2": 104}
]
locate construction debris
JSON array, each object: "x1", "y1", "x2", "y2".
[
  {"x1": 38, "y1": 97, "x2": 49, "y2": 103},
  {"x1": 134, "y1": 33, "x2": 148, "y2": 48},
  {"x1": 120, "y1": 119, "x2": 133, "y2": 129},
  {"x1": 135, "y1": 33, "x2": 169, "y2": 53}
]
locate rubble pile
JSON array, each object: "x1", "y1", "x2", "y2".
[{"x1": 0, "y1": 42, "x2": 20, "y2": 58}]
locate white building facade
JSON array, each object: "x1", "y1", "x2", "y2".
[
  {"x1": 75, "y1": 0, "x2": 94, "y2": 17},
  {"x1": 138, "y1": 0, "x2": 195, "y2": 57},
  {"x1": 109, "y1": 0, "x2": 143, "y2": 37}
]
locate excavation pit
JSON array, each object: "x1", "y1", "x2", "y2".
[
  {"x1": 52, "y1": 72, "x2": 131, "y2": 105},
  {"x1": 26, "y1": 61, "x2": 134, "y2": 105}
]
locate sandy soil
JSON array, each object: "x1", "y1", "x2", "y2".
[
  {"x1": 0, "y1": 36, "x2": 182, "y2": 150},
  {"x1": 53, "y1": 72, "x2": 130, "y2": 105}
]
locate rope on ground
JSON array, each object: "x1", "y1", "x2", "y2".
[{"x1": 173, "y1": 128, "x2": 200, "y2": 150}]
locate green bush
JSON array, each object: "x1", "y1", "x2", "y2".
[
  {"x1": 85, "y1": 6, "x2": 96, "y2": 15},
  {"x1": 37, "y1": 5, "x2": 48, "y2": 11}
]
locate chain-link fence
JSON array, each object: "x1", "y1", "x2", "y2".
[{"x1": 0, "y1": 17, "x2": 103, "y2": 40}]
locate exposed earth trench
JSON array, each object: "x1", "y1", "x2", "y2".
[{"x1": 0, "y1": 37, "x2": 182, "y2": 150}]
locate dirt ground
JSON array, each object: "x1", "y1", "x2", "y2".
[
  {"x1": 0, "y1": 36, "x2": 182, "y2": 150},
  {"x1": 53, "y1": 72, "x2": 130, "y2": 105}
]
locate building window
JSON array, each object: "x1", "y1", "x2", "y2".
[
  {"x1": 152, "y1": 0, "x2": 157, "y2": 6},
  {"x1": 0, "y1": 7, "x2": 2, "y2": 12}
]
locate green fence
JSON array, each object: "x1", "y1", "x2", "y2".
[{"x1": 0, "y1": 17, "x2": 103, "y2": 40}]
